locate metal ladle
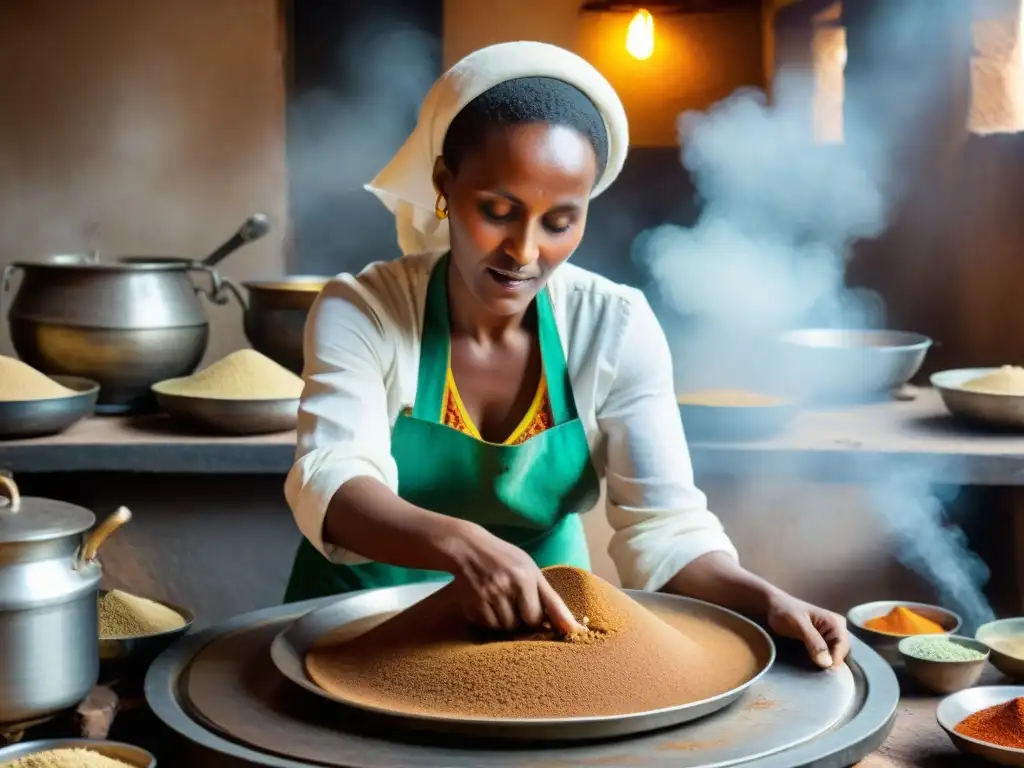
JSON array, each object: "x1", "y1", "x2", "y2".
[
  {"x1": 193, "y1": 213, "x2": 271, "y2": 306},
  {"x1": 200, "y1": 213, "x2": 272, "y2": 268},
  {"x1": 118, "y1": 212, "x2": 272, "y2": 269},
  {"x1": 118, "y1": 212, "x2": 272, "y2": 306}
]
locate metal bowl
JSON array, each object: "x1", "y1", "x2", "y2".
[
  {"x1": 677, "y1": 397, "x2": 799, "y2": 442},
  {"x1": 898, "y1": 635, "x2": 990, "y2": 694},
  {"x1": 976, "y1": 618, "x2": 1024, "y2": 681},
  {"x1": 243, "y1": 277, "x2": 328, "y2": 373},
  {"x1": 779, "y1": 329, "x2": 932, "y2": 402},
  {"x1": 937, "y1": 686, "x2": 1024, "y2": 765},
  {"x1": 99, "y1": 590, "x2": 194, "y2": 687},
  {"x1": 931, "y1": 368, "x2": 1024, "y2": 429},
  {"x1": 0, "y1": 738, "x2": 156, "y2": 767},
  {"x1": 847, "y1": 600, "x2": 962, "y2": 667},
  {"x1": 0, "y1": 375, "x2": 99, "y2": 440},
  {"x1": 152, "y1": 387, "x2": 298, "y2": 435}
]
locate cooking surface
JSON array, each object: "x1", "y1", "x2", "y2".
[
  {"x1": 147, "y1": 597, "x2": 898, "y2": 768},
  {"x1": 3, "y1": 389, "x2": 1024, "y2": 484}
]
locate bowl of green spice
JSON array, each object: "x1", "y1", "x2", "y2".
[{"x1": 899, "y1": 635, "x2": 990, "y2": 694}]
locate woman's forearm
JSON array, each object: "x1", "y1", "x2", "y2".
[
  {"x1": 322, "y1": 476, "x2": 469, "y2": 572},
  {"x1": 662, "y1": 551, "x2": 783, "y2": 618}
]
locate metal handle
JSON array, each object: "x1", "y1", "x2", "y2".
[
  {"x1": 0, "y1": 475, "x2": 21, "y2": 513},
  {"x1": 1, "y1": 264, "x2": 21, "y2": 358},
  {"x1": 77, "y1": 506, "x2": 132, "y2": 568},
  {"x1": 1, "y1": 264, "x2": 17, "y2": 294},
  {"x1": 187, "y1": 264, "x2": 248, "y2": 309},
  {"x1": 218, "y1": 276, "x2": 249, "y2": 310}
]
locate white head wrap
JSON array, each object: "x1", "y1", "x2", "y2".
[{"x1": 365, "y1": 41, "x2": 630, "y2": 256}]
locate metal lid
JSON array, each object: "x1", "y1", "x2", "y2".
[
  {"x1": 10, "y1": 257, "x2": 190, "y2": 273},
  {"x1": 0, "y1": 476, "x2": 96, "y2": 544}
]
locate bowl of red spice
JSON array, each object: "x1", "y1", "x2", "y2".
[
  {"x1": 938, "y1": 686, "x2": 1024, "y2": 764},
  {"x1": 847, "y1": 600, "x2": 962, "y2": 667}
]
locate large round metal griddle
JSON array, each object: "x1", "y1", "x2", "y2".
[
  {"x1": 270, "y1": 583, "x2": 776, "y2": 741},
  {"x1": 146, "y1": 594, "x2": 900, "y2": 768}
]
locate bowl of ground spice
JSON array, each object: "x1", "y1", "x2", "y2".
[
  {"x1": 98, "y1": 589, "x2": 193, "y2": 685},
  {"x1": 938, "y1": 686, "x2": 1024, "y2": 764},
  {"x1": 977, "y1": 618, "x2": 1024, "y2": 682},
  {"x1": 152, "y1": 349, "x2": 303, "y2": 435},
  {"x1": 0, "y1": 356, "x2": 99, "y2": 440},
  {"x1": 847, "y1": 600, "x2": 961, "y2": 667},
  {"x1": 899, "y1": 635, "x2": 990, "y2": 694},
  {"x1": 0, "y1": 738, "x2": 155, "y2": 768},
  {"x1": 676, "y1": 389, "x2": 799, "y2": 442}
]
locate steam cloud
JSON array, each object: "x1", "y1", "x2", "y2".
[
  {"x1": 637, "y1": 71, "x2": 888, "y2": 333},
  {"x1": 286, "y1": 20, "x2": 438, "y2": 274},
  {"x1": 636, "y1": 7, "x2": 995, "y2": 626}
]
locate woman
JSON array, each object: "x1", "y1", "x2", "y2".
[{"x1": 284, "y1": 41, "x2": 849, "y2": 669}]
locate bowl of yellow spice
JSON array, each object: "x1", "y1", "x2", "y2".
[
  {"x1": 152, "y1": 349, "x2": 304, "y2": 435},
  {"x1": 98, "y1": 589, "x2": 193, "y2": 686},
  {"x1": 0, "y1": 739, "x2": 155, "y2": 768},
  {"x1": 0, "y1": 356, "x2": 99, "y2": 440},
  {"x1": 932, "y1": 366, "x2": 1024, "y2": 429},
  {"x1": 847, "y1": 600, "x2": 962, "y2": 667}
]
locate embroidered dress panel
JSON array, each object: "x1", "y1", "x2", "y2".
[{"x1": 440, "y1": 367, "x2": 553, "y2": 445}]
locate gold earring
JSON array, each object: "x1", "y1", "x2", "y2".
[{"x1": 434, "y1": 193, "x2": 449, "y2": 220}]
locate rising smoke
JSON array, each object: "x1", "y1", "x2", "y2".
[
  {"x1": 634, "y1": 5, "x2": 995, "y2": 627},
  {"x1": 286, "y1": 19, "x2": 438, "y2": 275}
]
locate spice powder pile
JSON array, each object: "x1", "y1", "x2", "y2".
[
  {"x1": 901, "y1": 636, "x2": 986, "y2": 662},
  {"x1": 1, "y1": 747, "x2": 134, "y2": 768},
  {"x1": 863, "y1": 606, "x2": 945, "y2": 636},
  {"x1": 154, "y1": 349, "x2": 303, "y2": 400},
  {"x1": 954, "y1": 696, "x2": 1024, "y2": 749},
  {"x1": 0, "y1": 356, "x2": 75, "y2": 402},
  {"x1": 305, "y1": 566, "x2": 763, "y2": 719},
  {"x1": 99, "y1": 589, "x2": 186, "y2": 638}
]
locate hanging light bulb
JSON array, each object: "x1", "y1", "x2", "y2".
[{"x1": 625, "y1": 9, "x2": 655, "y2": 61}]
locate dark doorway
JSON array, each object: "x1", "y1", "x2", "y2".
[{"x1": 284, "y1": 0, "x2": 443, "y2": 276}]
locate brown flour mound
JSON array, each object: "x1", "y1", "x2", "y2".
[{"x1": 305, "y1": 566, "x2": 762, "y2": 719}]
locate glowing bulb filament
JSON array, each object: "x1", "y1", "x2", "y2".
[{"x1": 625, "y1": 9, "x2": 655, "y2": 61}]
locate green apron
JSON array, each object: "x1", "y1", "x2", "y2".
[{"x1": 284, "y1": 254, "x2": 601, "y2": 602}]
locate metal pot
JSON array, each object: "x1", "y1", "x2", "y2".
[
  {"x1": 2, "y1": 214, "x2": 271, "y2": 414},
  {"x1": 0, "y1": 475, "x2": 131, "y2": 732},
  {"x1": 242, "y1": 277, "x2": 328, "y2": 373}
]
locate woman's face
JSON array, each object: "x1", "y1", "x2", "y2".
[{"x1": 434, "y1": 122, "x2": 599, "y2": 317}]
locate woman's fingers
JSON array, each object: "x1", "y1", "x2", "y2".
[
  {"x1": 466, "y1": 598, "x2": 501, "y2": 630},
  {"x1": 819, "y1": 615, "x2": 850, "y2": 668},
  {"x1": 538, "y1": 577, "x2": 584, "y2": 636},
  {"x1": 794, "y1": 613, "x2": 833, "y2": 669},
  {"x1": 491, "y1": 595, "x2": 519, "y2": 631},
  {"x1": 515, "y1": 578, "x2": 545, "y2": 627}
]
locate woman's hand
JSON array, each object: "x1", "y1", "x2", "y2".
[
  {"x1": 664, "y1": 552, "x2": 850, "y2": 670},
  {"x1": 442, "y1": 520, "x2": 584, "y2": 635},
  {"x1": 766, "y1": 593, "x2": 850, "y2": 670}
]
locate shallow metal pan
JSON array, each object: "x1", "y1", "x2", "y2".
[{"x1": 270, "y1": 583, "x2": 775, "y2": 741}]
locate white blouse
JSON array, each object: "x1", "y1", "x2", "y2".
[{"x1": 284, "y1": 251, "x2": 738, "y2": 592}]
